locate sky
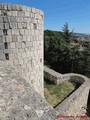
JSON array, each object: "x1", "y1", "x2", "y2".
[{"x1": 0, "y1": 0, "x2": 90, "y2": 33}]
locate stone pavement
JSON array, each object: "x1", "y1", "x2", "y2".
[{"x1": 0, "y1": 61, "x2": 59, "y2": 120}]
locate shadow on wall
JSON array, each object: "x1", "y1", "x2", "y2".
[{"x1": 86, "y1": 90, "x2": 90, "y2": 117}]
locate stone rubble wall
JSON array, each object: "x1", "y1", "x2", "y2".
[
  {"x1": 0, "y1": 4, "x2": 44, "y2": 96},
  {"x1": 44, "y1": 66, "x2": 90, "y2": 115}
]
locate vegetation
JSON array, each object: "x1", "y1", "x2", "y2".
[
  {"x1": 44, "y1": 23, "x2": 90, "y2": 77},
  {"x1": 44, "y1": 79, "x2": 79, "y2": 107}
]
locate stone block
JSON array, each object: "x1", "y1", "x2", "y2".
[
  {"x1": 39, "y1": 10, "x2": 44, "y2": 15},
  {"x1": 0, "y1": 36, "x2": 3, "y2": 43},
  {"x1": 31, "y1": 19, "x2": 37, "y2": 23},
  {"x1": 17, "y1": 11, "x2": 24, "y2": 17},
  {"x1": 23, "y1": 36, "x2": 27, "y2": 41},
  {"x1": 0, "y1": 53, "x2": 5, "y2": 60},
  {"x1": 12, "y1": 29, "x2": 19, "y2": 35},
  {"x1": 27, "y1": 36, "x2": 31, "y2": 41},
  {"x1": 26, "y1": 7, "x2": 31, "y2": 12},
  {"x1": 17, "y1": 36, "x2": 23, "y2": 42},
  {"x1": 18, "y1": 48, "x2": 24, "y2": 53},
  {"x1": 0, "y1": 5, "x2": 2, "y2": 10},
  {"x1": 23, "y1": 18, "x2": 30, "y2": 23},
  {"x1": 26, "y1": 42, "x2": 32, "y2": 47},
  {"x1": 12, "y1": 36, "x2": 17, "y2": 42},
  {"x1": 20, "y1": 29, "x2": 24, "y2": 35},
  {"x1": 16, "y1": 18, "x2": 23, "y2": 23},
  {"x1": 7, "y1": 11, "x2": 12, "y2": 16},
  {"x1": 26, "y1": 23, "x2": 30, "y2": 29},
  {"x1": 0, "y1": 50, "x2": 3, "y2": 54},
  {"x1": 17, "y1": 23, "x2": 22, "y2": 29},
  {"x1": 3, "y1": 16, "x2": 10, "y2": 23},
  {"x1": 22, "y1": 23, "x2": 27, "y2": 29},
  {"x1": 12, "y1": 49, "x2": 18, "y2": 53},
  {"x1": 35, "y1": 14, "x2": 39, "y2": 19},
  {"x1": 26, "y1": 52, "x2": 30, "y2": 57},
  {"x1": 25, "y1": 12, "x2": 30, "y2": 17},
  {"x1": 0, "y1": 30, "x2": 3, "y2": 35},
  {"x1": 10, "y1": 22, "x2": 17, "y2": 29},
  {"x1": 22, "y1": 6, "x2": 27, "y2": 11},
  {"x1": 22, "y1": 41, "x2": 26, "y2": 48},
  {"x1": 5, "y1": 23, "x2": 9, "y2": 29},
  {"x1": 10, "y1": 42, "x2": 15, "y2": 48},
  {"x1": 7, "y1": 29, "x2": 12, "y2": 35},
  {"x1": 24, "y1": 29, "x2": 29, "y2": 35},
  {"x1": 12, "y1": 11, "x2": 17, "y2": 16},
  {"x1": 31, "y1": 8, "x2": 36, "y2": 13},
  {"x1": 21, "y1": 52, "x2": 26, "y2": 58},
  {"x1": 0, "y1": 17, "x2": 3, "y2": 22},
  {"x1": 11, "y1": 4, "x2": 16, "y2": 10},
  {"x1": 7, "y1": 4, "x2": 12, "y2": 10},
  {"x1": 0, "y1": 43, "x2": 4, "y2": 50},
  {"x1": 18, "y1": 58, "x2": 23, "y2": 64},
  {"x1": 36, "y1": 9, "x2": 40, "y2": 14},
  {"x1": 13, "y1": 58, "x2": 19, "y2": 65},
  {"x1": 5, "y1": 36, "x2": 11, "y2": 42},
  {"x1": 3, "y1": 4, "x2": 7, "y2": 10},
  {"x1": 10, "y1": 17, "x2": 16, "y2": 22},
  {"x1": 30, "y1": 13, "x2": 35, "y2": 18},
  {"x1": 15, "y1": 42, "x2": 21, "y2": 48},
  {"x1": 4, "y1": 49, "x2": 11, "y2": 54}
]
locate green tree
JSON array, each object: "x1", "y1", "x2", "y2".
[
  {"x1": 44, "y1": 23, "x2": 73, "y2": 73},
  {"x1": 61, "y1": 22, "x2": 73, "y2": 44},
  {"x1": 61, "y1": 23, "x2": 74, "y2": 72},
  {"x1": 44, "y1": 25, "x2": 90, "y2": 77}
]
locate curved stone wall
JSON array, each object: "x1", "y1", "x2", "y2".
[
  {"x1": 44, "y1": 66, "x2": 90, "y2": 115},
  {"x1": 0, "y1": 4, "x2": 44, "y2": 96},
  {"x1": 55, "y1": 80, "x2": 90, "y2": 115},
  {"x1": 44, "y1": 66, "x2": 87, "y2": 84}
]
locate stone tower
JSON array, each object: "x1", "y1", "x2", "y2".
[{"x1": 0, "y1": 4, "x2": 44, "y2": 96}]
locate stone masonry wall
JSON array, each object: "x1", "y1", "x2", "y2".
[
  {"x1": 44, "y1": 66, "x2": 86, "y2": 84},
  {"x1": 0, "y1": 4, "x2": 44, "y2": 96},
  {"x1": 44, "y1": 66, "x2": 62, "y2": 84},
  {"x1": 55, "y1": 80, "x2": 90, "y2": 116},
  {"x1": 44, "y1": 66, "x2": 90, "y2": 115}
]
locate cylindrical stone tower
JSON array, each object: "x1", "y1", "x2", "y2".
[{"x1": 0, "y1": 4, "x2": 44, "y2": 96}]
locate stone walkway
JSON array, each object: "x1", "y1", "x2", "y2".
[{"x1": 0, "y1": 61, "x2": 58, "y2": 120}]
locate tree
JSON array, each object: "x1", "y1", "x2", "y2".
[
  {"x1": 44, "y1": 25, "x2": 90, "y2": 77},
  {"x1": 61, "y1": 23, "x2": 74, "y2": 72},
  {"x1": 44, "y1": 24, "x2": 74, "y2": 73},
  {"x1": 61, "y1": 22, "x2": 73, "y2": 44}
]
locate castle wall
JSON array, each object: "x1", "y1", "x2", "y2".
[
  {"x1": 44, "y1": 66, "x2": 86, "y2": 84},
  {"x1": 0, "y1": 4, "x2": 44, "y2": 96},
  {"x1": 44, "y1": 66, "x2": 90, "y2": 115},
  {"x1": 55, "y1": 81, "x2": 90, "y2": 116}
]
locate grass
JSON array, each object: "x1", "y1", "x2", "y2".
[{"x1": 44, "y1": 79, "x2": 79, "y2": 107}]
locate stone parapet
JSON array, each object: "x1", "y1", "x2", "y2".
[{"x1": 44, "y1": 66, "x2": 90, "y2": 116}]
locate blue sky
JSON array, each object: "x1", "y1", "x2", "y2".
[{"x1": 0, "y1": 0, "x2": 90, "y2": 33}]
